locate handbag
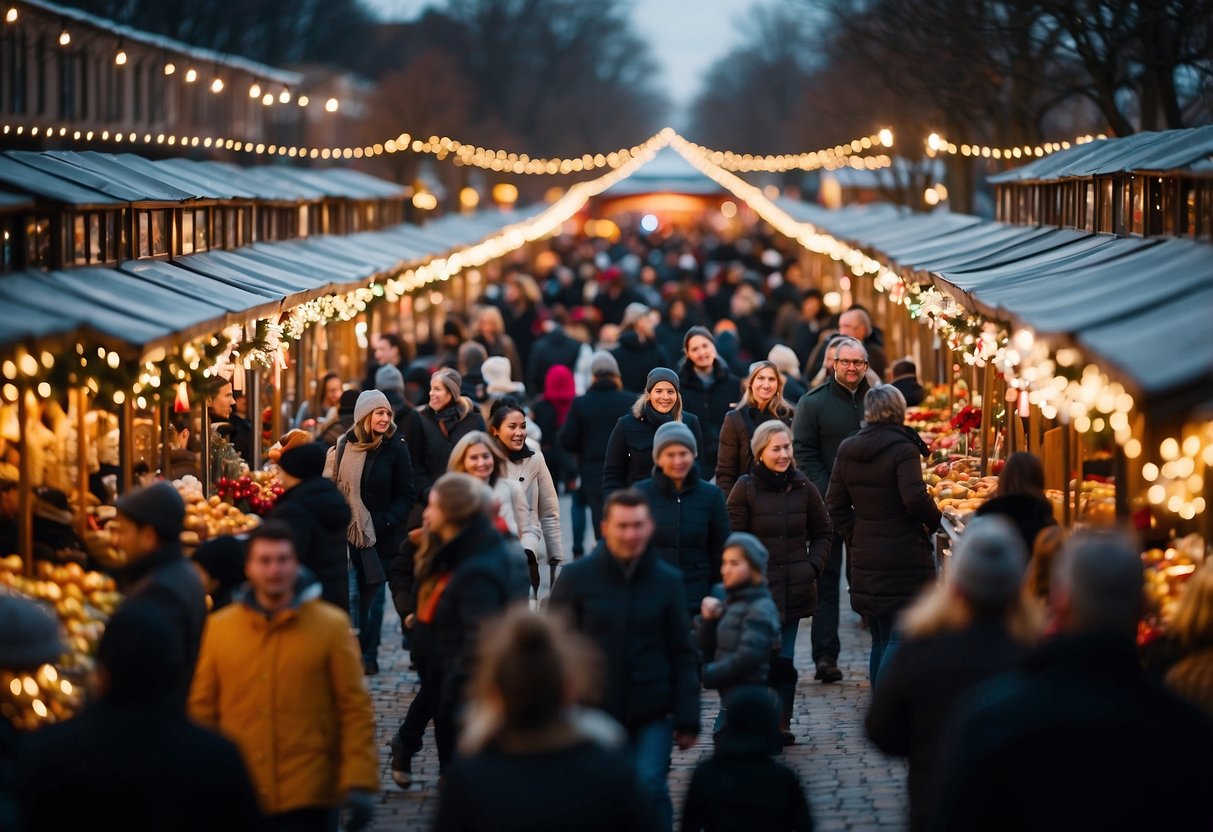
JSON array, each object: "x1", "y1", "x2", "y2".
[{"x1": 358, "y1": 546, "x2": 387, "y2": 585}]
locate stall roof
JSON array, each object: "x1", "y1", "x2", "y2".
[
  {"x1": 117, "y1": 260, "x2": 283, "y2": 320},
  {"x1": 1079, "y1": 285, "x2": 1213, "y2": 412},
  {"x1": 262, "y1": 167, "x2": 408, "y2": 200},
  {"x1": 205, "y1": 164, "x2": 329, "y2": 202},
  {"x1": 0, "y1": 272, "x2": 175, "y2": 349},
  {"x1": 0, "y1": 191, "x2": 34, "y2": 212},
  {"x1": 988, "y1": 127, "x2": 1213, "y2": 184},
  {"x1": 40, "y1": 151, "x2": 202, "y2": 203},
  {"x1": 601, "y1": 147, "x2": 726, "y2": 197},
  {"x1": 0, "y1": 156, "x2": 122, "y2": 207},
  {"x1": 148, "y1": 158, "x2": 262, "y2": 200},
  {"x1": 4, "y1": 151, "x2": 192, "y2": 204},
  {"x1": 0, "y1": 302, "x2": 77, "y2": 346}
]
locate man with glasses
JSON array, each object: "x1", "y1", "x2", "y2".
[{"x1": 792, "y1": 336, "x2": 872, "y2": 684}]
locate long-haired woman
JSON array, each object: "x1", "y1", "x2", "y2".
[
  {"x1": 434, "y1": 608, "x2": 655, "y2": 831},
  {"x1": 324, "y1": 389, "x2": 415, "y2": 675},
  {"x1": 602, "y1": 368, "x2": 703, "y2": 497},
  {"x1": 448, "y1": 430, "x2": 537, "y2": 543},
  {"x1": 726, "y1": 420, "x2": 831, "y2": 744},
  {"x1": 294, "y1": 371, "x2": 343, "y2": 435},
  {"x1": 715, "y1": 360, "x2": 794, "y2": 497},
  {"x1": 974, "y1": 451, "x2": 1057, "y2": 553},
  {"x1": 488, "y1": 397, "x2": 564, "y2": 598}
]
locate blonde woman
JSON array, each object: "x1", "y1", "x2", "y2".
[
  {"x1": 448, "y1": 430, "x2": 538, "y2": 544},
  {"x1": 323, "y1": 389, "x2": 416, "y2": 675},
  {"x1": 726, "y1": 420, "x2": 831, "y2": 744},
  {"x1": 487, "y1": 397, "x2": 564, "y2": 598},
  {"x1": 602, "y1": 367, "x2": 703, "y2": 496},
  {"x1": 715, "y1": 360, "x2": 794, "y2": 497},
  {"x1": 474, "y1": 305, "x2": 523, "y2": 381}
]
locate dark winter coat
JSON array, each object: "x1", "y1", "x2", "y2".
[
  {"x1": 696, "y1": 583, "x2": 781, "y2": 693},
  {"x1": 974, "y1": 493, "x2": 1057, "y2": 553},
  {"x1": 400, "y1": 400, "x2": 485, "y2": 494},
  {"x1": 602, "y1": 410, "x2": 704, "y2": 496},
  {"x1": 17, "y1": 700, "x2": 262, "y2": 832},
  {"x1": 526, "y1": 328, "x2": 584, "y2": 396},
  {"x1": 334, "y1": 427, "x2": 416, "y2": 570},
  {"x1": 549, "y1": 543, "x2": 700, "y2": 733},
  {"x1": 611, "y1": 330, "x2": 670, "y2": 397},
  {"x1": 681, "y1": 754, "x2": 813, "y2": 832},
  {"x1": 791, "y1": 377, "x2": 871, "y2": 496},
  {"x1": 267, "y1": 476, "x2": 352, "y2": 610},
  {"x1": 865, "y1": 622, "x2": 1030, "y2": 832},
  {"x1": 891, "y1": 376, "x2": 926, "y2": 407},
  {"x1": 558, "y1": 379, "x2": 637, "y2": 472},
  {"x1": 435, "y1": 740, "x2": 660, "y2": 832},
  {"x1": 714, "y1": 405, "x2": 794, "y2": 498},
  {"x1": 678, "y1": 359, "x2": 743, "y2": 476},
  {"x1": 726, "y1": 464, "x2": 832, "y2": 622},
  {"x1": 634, "y1": 466, "x2": 731, "y2": 615},
  {"x1": 932, "y1": 634, "x2": 1213, "y2": 832},
  {"x1": 825, "y1": 423, "x2": 942, "y2": 619},
  {"x1": 115, "y1": 543, "x2": 207, "y2": 690},
  {"x1": 429, "y1": 514, "x2": 530, "y2": 716}
]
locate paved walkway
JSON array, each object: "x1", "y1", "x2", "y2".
[{"x1": 364, "y1": 498, "x2": 909, "y2": 831}]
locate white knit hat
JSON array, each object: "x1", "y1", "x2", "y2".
[{"x1": 482, "y1": 356, "x2": 525, "y2": 395}]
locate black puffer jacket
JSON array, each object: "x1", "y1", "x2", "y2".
[
  {"x1": 329, "y1": 427, "x2": 416, "y2": 570},
  {"x1": 526, "y1": 328, "x2": 583, "y2": 396},
  {"x1": 634, "y1": 466, "x2": 731, "y2": 615},
  {"x1": 429, "y1": 515, "x2": 530, "y2": 713},
  {"x1": 696, "y1": 582, "x2": 781, "y2": 693},
  {"x1": 267, "y1": 476, "x2": 351, "y2": 610},
  {"x1": 726, "y1": 464, "x2": 831, "y2": 622},
  {"x1": 602, "y1": 410, "x2": 703, "y2": 497},
  {"x1": 610, "y1": 331, "x2": 670, "y2": 397},
  {"x1": 974, "y1": 493, "x2": 1057, "y2": 553},
  {"x1": 549, "y1": 543, "x2": 700, "y2": 733},
  {"x1": 400, "y1": 400, "x2": 485, "y2": 494},
  {"x1": 825, "y1": 423, "x2": 942, "y2": 618},
  {"x1": 115, "y1": 543, "x2": 207, "y2": 690},
  {"x1": 678, "y1": 359, "x2": 742, "y2": 476},
  {"x1": 558, "y1": 379, "x2": 637, "y2": 468},
  {"x1": 714, "y1": 405, "x2": 793, "y2": 498}
]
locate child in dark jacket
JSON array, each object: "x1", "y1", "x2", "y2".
[
  {"x1": 695, "y1": 532, "x2": 782, "y2": 733},
  {"x1": 680, "y1": 685, "x2": 814, "y2": 831}
]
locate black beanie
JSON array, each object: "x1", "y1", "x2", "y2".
[
  {"x1": 115, "y1": 481, "x2": 185, "y2": 541},
  {"x1": 337, "y1": 388, "x2": 360, "y2": 418},
  {"x1": 278, "y1": 442, "x2": 327, "y2": 479}
]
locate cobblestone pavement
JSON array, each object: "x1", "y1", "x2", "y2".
[{"x1": 364, "y1": 498, "x2": 908, "y2": 831}]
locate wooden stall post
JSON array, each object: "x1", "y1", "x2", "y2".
[
  {"x1": 1061, "y1": 422, "x2": 1073, "y2": 527},
  {"x1": 200, "y1": 404, "x2": 212, "y2": 496},
  {"x1": 75, "y1": 388, "x2": 89, "y2": 538},
  {"x1": 158, "y1": 400, "x2": 172, "y2": 484},
  {"x1": 17, "y1": 389, "x2": 32, "y2": 574},
  {"x1": 979, "y1": 363, "x2": 994, "y2": 475},
  {"x1": 248, "y1": 368, "x2": 262, "y2": 471},
  {"x1": 117, "y1": 397, "x2": 135, "y2": 494}
]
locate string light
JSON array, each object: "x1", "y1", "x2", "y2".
[
  {"x1": 676, "y1": 129, "x2": 894, "y2": 172},
  {"x1": 163, "y1": 62, "x2": 175, "y2": 75},
  {"x1": 926, "y1": 131, "x2": 1108, "y2": 159},
  {"x1": 184, "y1": 68, "x2": 197, "y2": 83},
  {"x1": 5, "y1": 7, "x2": 18, "y2": 23},
  {"x1": 210, "y1": 77, "x2": 224, "y2": 94},
  {"x1": 57, "y1": 28, "x2": 69, "y2": 46}
]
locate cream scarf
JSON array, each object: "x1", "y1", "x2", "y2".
[{"x1": 333, "y1": 427, "x2": 387, "y2": 549}]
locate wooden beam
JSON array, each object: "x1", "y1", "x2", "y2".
[{"x1": 17, "y1": 389, "x2": 32, "y2": 575}]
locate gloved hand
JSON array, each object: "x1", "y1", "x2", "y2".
[{"x1": 343, "y1": 788, "x2": 375, "y2": 832}]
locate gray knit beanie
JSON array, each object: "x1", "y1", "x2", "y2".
[
  {"x1": 645, "y1": 367, "x2": 680, "y2": 393},
  {"x1": 652, "y1": 421, "x2": 697, "y2": 461},
  {"x1": 950, "y1": 515, "x2": 1028, "y2": 606},
  {"x1": 354, "y1": 389, "x2": 392, "y2": 425},
  {"x1": 590, "y1": 350, "x2": 621, "y2": 378},
  {"x1": 375, "y1": 364, "x2": 405, "y2": 394},
  {"x1": 724, "y1": 531, "x2": 770, "y2": 577}
]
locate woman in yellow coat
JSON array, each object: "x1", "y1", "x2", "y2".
[{"x1": 189, "y1": 523, "x2": 379, "y2": 830}]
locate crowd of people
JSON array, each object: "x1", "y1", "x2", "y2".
[{"x1": 2, "y1": 222, "x2": 1213, "y2": 831}]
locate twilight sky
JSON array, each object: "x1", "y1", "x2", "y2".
[{"x1": 363, "y1": 0, "x2": 755, "y2": 125}]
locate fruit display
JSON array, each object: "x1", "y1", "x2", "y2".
[
  {"x1": 216, "y1": 471, "x2": 284, "y2": 517},
  {"x1": 174, "y1": 475, "x2": 261, "y2": 545},
  {"x1": 923, "y1": 456, "x2": 998, "y2": 518},
  {"x1": 1139, "y1": 534, "x2": 1207, "y2": 645},
  {"x1": 0, "y1": 661, "x2": 80, "y2": 730},
  {"x1": 0, "y1": 559, "x2": 122, "y2": 669},
  {"x1": 1045, "y1": 477, "x2": 1116, "y2": 527}
]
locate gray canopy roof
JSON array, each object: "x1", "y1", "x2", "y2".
[{"x1": 988, "y1": 127, "x2": 1213, "y2": 184}]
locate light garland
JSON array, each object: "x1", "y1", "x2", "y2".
[
  {"x1": 1135, "y1": 426, "x2": 1212, "y2": 521},
  {"x1": 678, "y1": 129, "x2": 894, "y2": 172},
  {"x1": 925, "y1": 131, "x2": 1108, "y2": 160}
]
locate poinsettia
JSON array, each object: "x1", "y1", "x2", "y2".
[{"x1": 949, "y1": 405, "x2": 982, "y2": 433}]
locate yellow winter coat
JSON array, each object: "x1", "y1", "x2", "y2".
[{"x1": 188, "y1": 585, "x2": 379, "y2": 814}]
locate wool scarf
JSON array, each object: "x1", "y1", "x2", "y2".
[
  {"x1": 643, "y1": 402, "x2": 676, "y2": 427},
  {"x1": 333, "y1": 428, "x2": 386, "y2": 549}
]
